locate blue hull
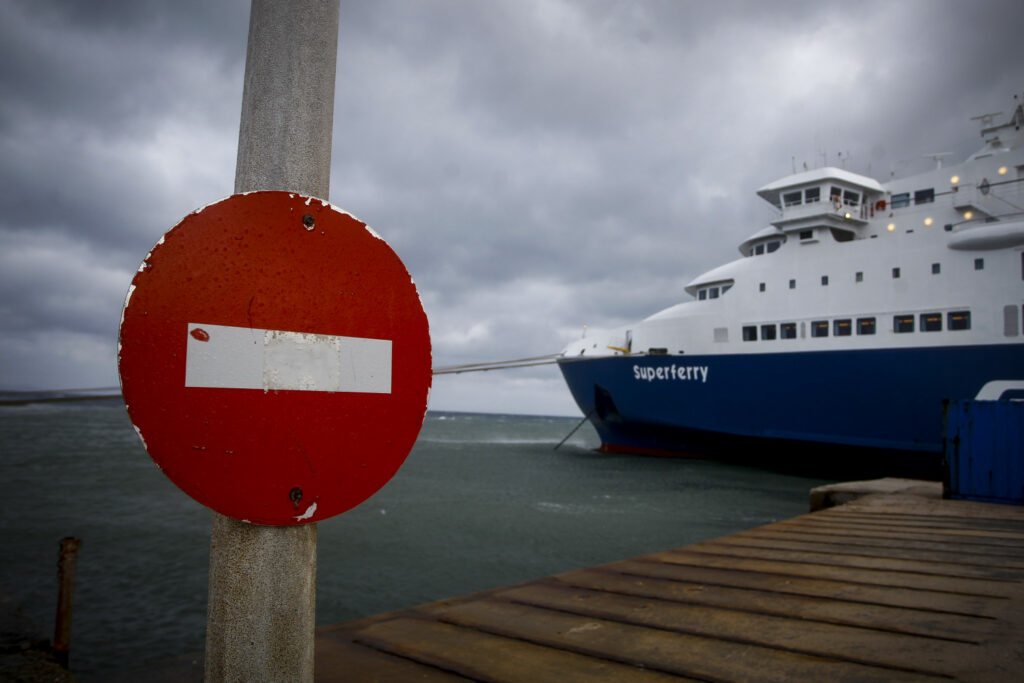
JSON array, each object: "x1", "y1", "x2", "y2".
[{"x1": 558, "y1": 344, "x2": 1024, "y2": 462}]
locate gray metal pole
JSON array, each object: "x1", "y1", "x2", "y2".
[{"x1": 205, "y1": 2, "x2": 339, "y2": 682}]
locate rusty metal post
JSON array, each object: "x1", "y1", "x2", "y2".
[
  {"x1": 204, "y1": 2, "x2": 339, "y2": 682},
  {"x1": 53, "y1": 536, "x2": 81, "y2": 668}
]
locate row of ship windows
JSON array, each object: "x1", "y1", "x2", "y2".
[
  {"x1": 781, "y1": 186, "x2": 937, "y2": 210},
  {"x1": 772, "y1": 258, "x2": 985, "y2": 290},
  {"x1": 891, "y1": 189, "x2": 934, "y2": 208},
  {"x1": 740, "y1": 311, "x2": 971, "y2": 342},
  {"x1": 698, "y1": 259, "x2": 987, "y2": 300},
  {"x1": 782, "y1": 186, "x2": 863, "y2": 208}
]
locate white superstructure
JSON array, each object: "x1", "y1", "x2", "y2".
[{"x1": 566, "y1": 100, "x2": 1024, "y2": 360}]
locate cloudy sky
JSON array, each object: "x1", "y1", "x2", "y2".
[{"x1": 1, "y1": 0, "x2": 1022, "y2": 416}]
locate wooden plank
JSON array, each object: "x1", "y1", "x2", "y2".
[
  {"x1": 605, "y1": 557, "x2": 1005, "y2": 616},
  {"x1": 493, "y1": 582, "x2": 976, "y2": 678},
  {"x1": 550, "y1": 567, "x2": 994, "y2": 642},
  {"x1": 313, "y1": 637, "x2": 470, "y2": 682},
  {"x1": 775, "y1": 516, "x2": 1024, "y2": 545},
  {"x1": 700, "y1": 532, "x2": 1024, "y2": 577},
  {"x1": 347, "y1": 615, "x2": 684, "y2": 683},
  {"x1": 835, "y1": 497, "x2": 1024, "y2": 523},
  {"x1": 762, "y1": 519, "x2": 1024, "y2": 548},
  {"x1": 736, "y1": 528, "x2": 1024, "y2": 563},
  {"x1": 653, "y1": 548, "x2": 1017, "y2": 597},
  {"x1": 426, "y1": 596, "x2": 942, "y2": 682},
  {"x1": 717, "y1": 532, "x2": 1024, "y2": 569},
  {"x1": 813, "y1": 510, "x2": 1024, "y2": 532}
]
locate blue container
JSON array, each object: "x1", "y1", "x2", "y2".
[{"x1": 944, "y1": 400, "x2": 1024, "y2": 504}]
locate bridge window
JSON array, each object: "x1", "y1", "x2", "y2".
[
  {"x1": 892, "y1": 193, "x2": 910, "y2": 208},
  {"x1": 766, "y1": 240, "x2": 781, "y2": 253},
  {"x1": 843, "y1": 190, "x2": 860, "y2": 206},
  {"x1": 783, "y1": 191, "x2": 802, "y2": 207},
  {"x1": 914, "y1": 188, "x2": 934, "y2": 205},
  {"x1": 805, "y1": 187, "x2": 820, "y2": 203}
]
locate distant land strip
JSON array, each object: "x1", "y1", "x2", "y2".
[{"x1": 0, "y1": 388, "x2": 122, "y2": 406}]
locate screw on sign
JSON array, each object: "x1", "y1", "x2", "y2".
[{"x1": 118, "y1": 192, "x2": 432, "y2": 526}]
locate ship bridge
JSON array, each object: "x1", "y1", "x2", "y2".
[{"x1": 756, "y1": 167, "x2": 886, "y2": 239}]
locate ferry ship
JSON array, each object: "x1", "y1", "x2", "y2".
[{"x1": 558, "y1": 97, "x2": 1024, "y2": 474}]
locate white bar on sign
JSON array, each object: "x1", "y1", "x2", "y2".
[{"x1": 185, "y1": 323, "x2": 392, "y2": 394}]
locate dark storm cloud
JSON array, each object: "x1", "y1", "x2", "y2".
[
  {"x1": 1, "y1": 0, "x2": 246, "y2": 129},
  {"x1": 1, "y1": 0, "x2": 1022, "y2": 414},
  {"x1": 0, "y1": 0, "x2": 247, "y2": 258}
]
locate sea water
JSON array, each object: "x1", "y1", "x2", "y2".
[{"x1": 0, "y1": 400, "x2": 832, "y2": 680}]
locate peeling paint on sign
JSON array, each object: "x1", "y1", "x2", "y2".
[{"x1": 293, "y1": 501, "x2": 318, "y2": 522}]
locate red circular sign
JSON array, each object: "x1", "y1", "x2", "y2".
[{"x1": 118, "y1": 192, "x2": 431, "y2": 525}]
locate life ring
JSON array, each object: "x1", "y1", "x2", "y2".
[{"x1": 832, "y1": 197, "x2": 842, "y2": 211}]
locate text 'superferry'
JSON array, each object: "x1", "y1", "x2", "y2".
[{"x1": 558, "y1": 96, "x2": 1024, "y2": 473}]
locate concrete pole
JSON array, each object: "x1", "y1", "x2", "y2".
[{"x1": 205, "y1": 2, "x2": 339, "y2": 682}]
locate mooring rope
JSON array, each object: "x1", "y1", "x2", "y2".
[
  {"x1": 432, "y1": 354, "x2": 562, "y2": 375},
  {"x1": 553, "y1": 409, "x2": 594, "y2": 451}
]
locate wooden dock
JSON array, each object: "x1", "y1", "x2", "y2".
[{"x1": 313, "y1": 483, "x2": 1024, "y2": 681}]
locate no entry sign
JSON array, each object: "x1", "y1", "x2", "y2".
[{"x1": 118, "y1": 192, "x2": 431, "y2": 525}]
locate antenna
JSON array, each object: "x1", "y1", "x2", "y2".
[
  {"x1": 923, "y1": 152, "x2": 951, "y2": 169},
  {"x1": 970, "y1": 111, "x2": 1003, "y2": 128}
]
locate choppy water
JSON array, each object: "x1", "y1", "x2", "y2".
[{"x1": 0, "y1": 401, "x2": 832, "y2": 679}]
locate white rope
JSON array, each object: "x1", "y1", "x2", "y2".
[{"x1": 432, "y1": 354, "x2": 561, "y2": 375}]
